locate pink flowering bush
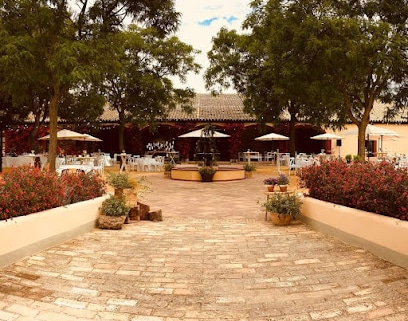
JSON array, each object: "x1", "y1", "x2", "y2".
[
  {"x1": 300, "y1": 160, "x2": 408, "y2": 221},
  {"x1": 0, "y1": 166, "x2": 106, "y2": 221}
]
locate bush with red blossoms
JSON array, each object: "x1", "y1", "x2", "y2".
[
  {"x1": 0, "y1": 166, "x2": 106, "y2": 221},
  {"x1": 300, "y1": 160, "x2": 408, "y2": 221},
  {"x1": 59, "y1": 171, "x2": 106, "y2": 205}
]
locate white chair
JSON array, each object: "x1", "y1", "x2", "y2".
[
  {"x1": 288, "y1": 157, "x2": 298, "y2": 176},
  {"x1": 155, "y1": 156, "x2": 165, "y2": 169},
  {"x1": 142, "y1": 157, "x2": 158, "y2": 172},
  {"x1": 93, "y1": 157, "x2": 105, "y2": 176},
  {"x1": 128, "y1": 156, "x2": 139, "y2": 171}
]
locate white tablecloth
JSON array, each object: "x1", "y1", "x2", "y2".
[
  {"x1": 56, "y1": 165, "x2": 95, "y2": 176},
  {"x1": 3, "y1": 155, "x2": 47, "y2": 168}
]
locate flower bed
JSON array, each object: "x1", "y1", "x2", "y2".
[
  {"x1": 299, "y1": 160, "x2": 408, "y2": 269},
  {"x1": 300, "y1": 160, "x2": 408, "y2": 220},
  {"x1": 0, "y1": 166, "x2": 108, "y2": 268},
  {"x1": 0, "y1": 166, "x2": 106, "y2": 220}
]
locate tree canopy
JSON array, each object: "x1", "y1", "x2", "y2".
[
  {"x1": 99, "y1": 25, "x2": 200, "y2": 151},
  {"x1": 0, "y1": 0, "x2": 197, "y2": 169},
  {"x1": 205, "y1": 0, "x2": 408, "y2": 158}
]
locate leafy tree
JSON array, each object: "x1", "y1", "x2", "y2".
[
  {"x1": 205, "y1": 1, "x2": 343, "y2": 156},
  {"x1": 206, "y1": 0, "x2": 408, "y2": 158},
  {"x1": 312, "y1": 0, "x2": 408, "y2": 158},
  {"x1": 0, "y1": 0, "x2": 184, "y2": 170},
  {"x1": 99, "y1": 26, "x2": 200, "y2": 152}
]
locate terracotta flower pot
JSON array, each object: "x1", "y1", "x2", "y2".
[
  {"x1": 269, "y1": 212, "x2": 292, "y2": 226},
  {"x1": 114, "y1": 188, "x2": 124, "y2": 198},
  {"x1": 279, "y1": 185, "x2": 288, "y2": 192},
  {"x1": 266, "y1": 185, "x2": 275, "y2": 192}
]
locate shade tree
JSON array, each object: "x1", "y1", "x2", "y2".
[{"x1": 205, "y1": 0, "x2": 408, "y2": 158}]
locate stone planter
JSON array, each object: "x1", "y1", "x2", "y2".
[
  {"x1": 0, "y1": 195, "x2": 109, "y2": 268},
  {"x1": 300, "y1": 196, "x2": 408, "y2": 269},
  {"x1": 98, "y1": 215, "x2": 125, "y2": 230}
]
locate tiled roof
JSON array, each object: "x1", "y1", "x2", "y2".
[
  {"x1": 98, "y1": 93, "x2": 255, "y2": 122},
  {"x1": 40, "y1": 94, "x2": 404, "y2": 124},
  {"x1": 370, "y1": 101, "x2": 407, "y2": 123},
  {"x1": 98, "y1": 94, "x2": 406, "y2": 124},
  {"x1": 167, "y1": 94, "x2": 254, "y2": 122}
]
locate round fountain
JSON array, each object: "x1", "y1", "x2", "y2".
[{"x1": 170, "y1": 164, "x2": 245, "y2": 181}]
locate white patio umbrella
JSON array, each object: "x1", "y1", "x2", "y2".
[
  {"x1": 254, "y1": 132, "x2": 290, "y2": 141},
  {"x1": 39, "y1": 129, "x2": 102, "y2": 141},
  {"x1": 342, "y1": 124, "x2": 400, "y2": 137},
  {"x1": 82, "y1": 134, "x2": 103, "y2": 142},
  {"x1": 311, "y1": 133, "x2": 344, "y2": 156},
  {"x1": 310, "y1": 133, "x2": 343, "y2": 140},
  {"x1": 255, "y1": 133, "x2": 289, "y2": 171},
  {"x1": 342, "y1": 124, "x2": 400, "y2": 154},
  {"x1": 178, "y1": 128, "x2": 230, "y2": 138}
]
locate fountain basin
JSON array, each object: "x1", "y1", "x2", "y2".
[{"x1": 171, "y1": 165, "x2": 245, "y2": 181}]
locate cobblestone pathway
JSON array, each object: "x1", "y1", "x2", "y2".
[{"x1": 0, "y1": 170, "x2": 407, "y2": 320}]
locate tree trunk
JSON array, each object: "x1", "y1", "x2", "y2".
[
  {"x1": 118, "y1": 118, "x2": 125, "y2": 152},
  {"x1": 357, "y1": 122, "x2": 368, "y2": 160},
  {"x1": 47, "y1": 86, "x2": 61, "y2": 171},
  {"x1": 288, "y1": 117, "x2": 296, "y2": 157}
]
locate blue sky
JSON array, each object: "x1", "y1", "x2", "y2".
[{"x1": 174, "y1": 1, "x2": 250, "y2": 93}]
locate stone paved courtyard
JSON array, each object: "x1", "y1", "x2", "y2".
[{"x1": 0, "y1": 167, "x2": 407, "y2": 320}]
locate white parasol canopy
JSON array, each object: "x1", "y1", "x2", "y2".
[
  {"x1": 255, "y1": 133, "x2": 289, "y2": 171},
  {"x1": 342, "y1": 124, "x2": 400, "y2": 154},
  {"x1": 39, "y1": 129, "x2": 102, "y2": 141},
  {"x1": 178, "y1": 128, "x2": 230, "y2": 138},
  {"x1": 311, "y1": 133, "x2": 343, "y2": 157},
  {"x1": 254, "y1": 133, "x2": 289, "y2": 141},
  {"x1": 342, "y1": 124, "x2": 400, "y2": 137},
  {"x1": 82, "y1": 134, "x2": 103, "y2": 142},
  {"x1": 310, "y1": 133, "x2": 343, "y2": 140}
]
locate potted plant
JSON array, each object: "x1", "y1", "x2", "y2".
[
  {"x1": 345, "y1": 154, "x2": 352, "y2": 164},
  {"x1": 277, "y1": 173, "x2": 289, "y2": 191},
  {"x1": 243, "y1": 162, "x2": 256, "y2": 178},
  {"x1": 198, "y1": 166, "x2": 217, "y2": 182},
  {"x1": 263, "y1": 193, "x2": 302, "y2": 226},
  {"x1": 98, "y1": 195, "x2": 130, "y2": 229},
  {"x1": 263, "y1": 177, "x2": 278, "y2": 192},
  {"x1": 164, "y1": 163, "x2": 175, "y2": 177},
  {"x1": 106, "y1": 172, "x2": 134, "y2": 197}
]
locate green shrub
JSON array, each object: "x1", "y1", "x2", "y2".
[
  {"x1": 106, "y1": 172, "x2": 134, "y2": 189},
  {"x1": 264, "y1": 193, "x2": 302, "y2": 218},
  {"x1": 100, "y1": 195, "x2": 129, "y2": 217},
  {"x1": 243, "y1": 163, "x2": 256, "y2": 171}
]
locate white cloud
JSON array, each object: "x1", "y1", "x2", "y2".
[{"x1": 173, "y1": 0, "x2": 251, "y2": 93}]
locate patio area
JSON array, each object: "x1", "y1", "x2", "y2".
[{"x1": 0, "y1": 165, "x2": 407, "y2": 320}]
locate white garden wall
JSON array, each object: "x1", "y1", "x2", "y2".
[
  {"x1": 0, "y1": 195, "x2": 108, "y2": 268},
  {"x1": 301, "y1": 196, "x2": 408, "y2": 269}
]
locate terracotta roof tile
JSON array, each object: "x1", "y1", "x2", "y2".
[
  {"x1": 167, "y1": 93, "x2": 254, "y2": 122},
  {"x1": 74, "y1": 94, "x2": 408, "y2": 124},
  {"x1": 98, "y1": 93, "x2": 255, "y2": 122}
]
